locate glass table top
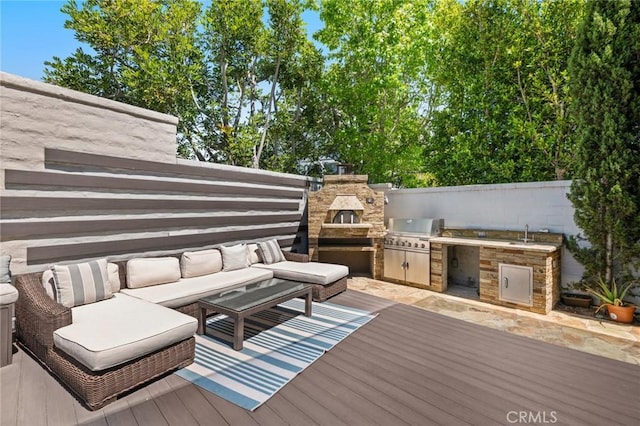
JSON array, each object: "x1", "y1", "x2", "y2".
[{"x1": 199, "y1": 278, "x2": 309, "y2": 312}]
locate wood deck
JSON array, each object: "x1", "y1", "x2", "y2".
[{"x1": 2, "y1": 290, "x2": 639, "y2": 425}]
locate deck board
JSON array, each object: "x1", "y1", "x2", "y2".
[{"x1": 1, "y1": 290, "x2": 638, "y2": 426}]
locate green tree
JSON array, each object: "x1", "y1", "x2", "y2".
[
  {"x1": 567, "y1": 0, "x2": 640, "y2": 284},
  {"x1": 316, "y1": 0, "x2": 432, "y2": 186},
  {"x1": 44, "y1": 0, "x2": 205, "y2": 158},
  {"x1": 425, "y1": 0, "x2": 583, "y2": 185},
  {"x1": 44, "y1": 0, "x2": 322, "y2": 172}
]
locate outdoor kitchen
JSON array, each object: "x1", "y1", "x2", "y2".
[{"x1": 308, "y1": 174, "x2": 564, "y2": 315}]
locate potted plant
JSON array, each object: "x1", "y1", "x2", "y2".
[{"x1": 585, "y1": 278, "x2": 638, "y2": 324}]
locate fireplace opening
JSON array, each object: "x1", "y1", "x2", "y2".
[{"x1": 332, "y1": 210, "x2": 360, "y2": 224}]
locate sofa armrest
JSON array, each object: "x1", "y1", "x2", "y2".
[
  {"x1": 14, "y1": 273, "x2": 72, "y2": 348},
  {"x1": 283, "y1": 251, "x2": 309, "y2": 263}
]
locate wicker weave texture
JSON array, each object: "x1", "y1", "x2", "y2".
[
  {"x1": 311, "y1": 277, "x2": 348, "y2": 302},
  {"x1": 47, "y1": 337, "x2": 195, "y2": 410},
  {"x1": 14, "y1": 272, "x2": 196, "y2": 410}
]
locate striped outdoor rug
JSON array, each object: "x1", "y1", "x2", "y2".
[{"x1": 175, "y1": 298, "x2": 376, "y2": 411}]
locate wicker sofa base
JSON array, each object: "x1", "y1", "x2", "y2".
[
  {"x1": 39, "y1": 337, "x2": 195, "y2": 410},
  {"x1": 311, "y1": 277, "x2": 348, "y2": 302}
]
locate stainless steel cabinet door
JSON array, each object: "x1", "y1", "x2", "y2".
[
  {"x1": 384, "y1": 248, "x2": 406, "y2": 281},
  {"x1": 498, "y1": 264, "x2": 533, "y2": 306},
  {"x1": 405, "y1": 251, "x2": 430, "y2": 286}
]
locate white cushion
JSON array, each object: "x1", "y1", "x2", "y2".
[
  {"x1": 121, "y1": 267, "x2": 273, "y2": 308},
  {"x1": 0, "y1": 255, "x2": 11, "y2": 283},
  {"x1": 180, "y1": 249, "x2": 222, "y2": 278},
  {"x1": 0, "y1": 284, "x2": 18, "y2": 305},
  {"x1": 220, "y1": 244, "x2": 250, "y2": 272},
  {"x1": 42, "y1": 269, "x2": 55, "y2": 299},
  {"x1": 258, "y1": 239, "x2": 285, "y2": 264},
  {"x1": 51, "y1": 259, "x2": 112, "y2": 307},
  {"x1": 252, "y1": 261, "x2": 348, "y2": 285},
  {"x1": 127, "y1": 257, "x2": 180, "y2": 288},
  {"x1": 107, "y1": 262, "x2": 121, "y2": 293},
  {"x1": 247, "y1": 244, "x2": 261, "y2": 265},
  {"x1": 53, "y1": 293, "x2": 197, "y2": 371}
]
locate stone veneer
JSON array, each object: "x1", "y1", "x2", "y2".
[
  {"x1": 430, "y1": 229, "x2": 563, "y2": 314},
  {"x1": 308, "y1": 175, "x2": 385, "y2": 279}
]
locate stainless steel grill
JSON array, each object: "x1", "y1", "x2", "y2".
[
  {"x1": 384, "y1": 218, "x2": 444, "y2": 252},
  {"x1": 384, "y1": 218, "x2": 444, "y2": 286}
]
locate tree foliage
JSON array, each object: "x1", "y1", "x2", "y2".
[
  {"x1": 424, "y1": 0, "x2": 583, "y2": 185},
  {"x1": 316, "y1": 0, "x2": 433, "y2": 186},
  {"x1": 567, "y1": 0, "x2": 640, "y2": 284},
  {"x1": 44, "y1": 0, "x2": 321, "y2": 171},
  {"x1": 44, "y1": 0, "x2": 594, "y2": 188}
]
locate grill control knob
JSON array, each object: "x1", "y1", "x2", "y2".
[
  {"x1": 414, "y1": 243, "x2": 419, "y2": 247},
  {"x1": 395, "y1": 241, "x2": 400, "y2": 246},
  {"x1": 421, "y1": 243, "x2": 426, "y2": 248},
  {"x1": 401, "y1": 242, "x2": 405, "y2": 246}
]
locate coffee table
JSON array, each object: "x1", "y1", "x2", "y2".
[{"x1": 196, "y1": 278, "x2": 312, "y2": 350}]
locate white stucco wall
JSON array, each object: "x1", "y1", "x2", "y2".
[
  {"x1": 0, "y1": 73, "x2": 309, "y2": 275},
  {"x1": 0, "y1": 72, "x2": 178, "y2": 181},
  {"x1": 382, "y1": 180, "x2": 584, "y2": 287}
]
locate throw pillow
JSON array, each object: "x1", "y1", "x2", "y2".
[
  {"x1": 0, "y1": 255, "x2": 11, "y2": 283},
  {"x1": 247, "y1": 243, "x2": 261, "y2": 264},
  {"x1": 44, "y1": 265, "x2": 118, "y2": 300},
  {"x1": 258, "y1": 239, "x2": 285, "y2": 264},
  {"x1": 42, "y1": 269, "x2": 56, "y2": 300},
  {"x1": 221, "y1": 244, "x2": 250, "y2": 272},
  {"x1": 51, "y1": 259, "x2": 112, "y2": 308},
  {"x1": 126, "y1": 257, "x2": 181, "y2": 289},
  {"x1": 107, "y1": 262, "x2": 121, "y2": 293},
  {"x1": 180, "y1": 249, "x2": 223, "y2": 278}
]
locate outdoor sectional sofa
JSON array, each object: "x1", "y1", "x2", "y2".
[{"x1": 14, "y1": 241, "x2": 348, "y2": 410}]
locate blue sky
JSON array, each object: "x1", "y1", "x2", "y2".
[{"x1": 0, "y1": 0, "x2": 323, "y2": 82}]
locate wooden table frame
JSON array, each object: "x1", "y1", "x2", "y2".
[{"x1": 197, "y1": 285, "x2": 312, "y2": 350}]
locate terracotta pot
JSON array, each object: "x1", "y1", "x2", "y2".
[
  {"x1": 606, "y1": 305, "x2": 636, "y2": 324},
  {"x1": 561, "y1": 293, "x2": 592, "y2": 308}
]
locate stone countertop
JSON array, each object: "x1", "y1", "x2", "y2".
[{"x1": 429, "y1": 236, "x2": 561, "y2": 253}]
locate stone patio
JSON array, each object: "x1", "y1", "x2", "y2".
[{"x1": 349, "y1": 277, "x2": 640, "y2": 365}]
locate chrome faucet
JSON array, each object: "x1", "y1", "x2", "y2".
[{"x1": 520, "y1": 224, "x2": 534, "y2": 243}]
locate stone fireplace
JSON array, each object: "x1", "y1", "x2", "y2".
[{"x1": 308, "y1": 175, "x2": 385, "y2": 278}]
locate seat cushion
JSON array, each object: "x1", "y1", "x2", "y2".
[
  {"x1": 53, "y1": 293, "x2": 197, "y2": 371},
  {"x1": 120, "y1": 267, "x2": 273, "y2": 308},
  {"x1": 252, "y1": 261, "x2": 349, "y2": 285},
  {"x1": 0, "y1": 255, "x2": 11, "y2": 283},
  {"x1": 0, "y1": 283, "x2": 18, "y2": 305}
]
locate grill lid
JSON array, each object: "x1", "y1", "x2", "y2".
[{"x1": 387, "y1": 218, "x2": 444, "y2": 236}]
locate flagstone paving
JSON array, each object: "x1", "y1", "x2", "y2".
[{"x1": 349, "y1": 277, "x2": 640, "y2": 365}]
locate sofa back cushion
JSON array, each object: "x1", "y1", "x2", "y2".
[
  {"x1": 180, "y1": 249, "x2": 222, "y2": 278},
  {"x1": 221, "y1": 244, "x2": 250, "y2": 272},
  {"x1": 258, "y1": 239, "x2": 286, "y2": 264},
  {"x1": 126, "y1": 257, "x2": 181, "y2": 289},
  {"x1": 51, "y1": 259, "x2": 112, "y2": 308}
]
